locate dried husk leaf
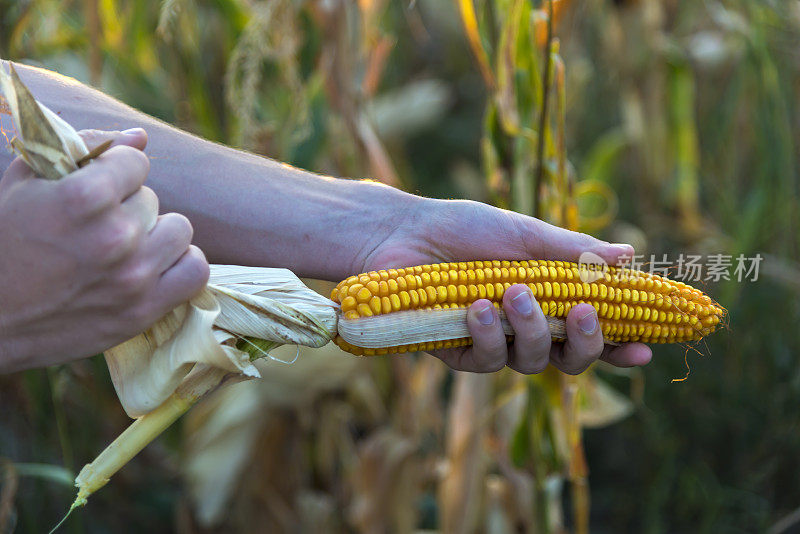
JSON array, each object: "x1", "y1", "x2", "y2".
[
  {"x1": 183, "y1": 380, "x2": 264, "y2": 526},
  {"x1": 0, "y1": 63, "x2": 88, "y2": 179},
  {"x1": 105, "y1": 289, "x2": 260, "y2": 418},
  {"x1": 440, "y1": 373, "x2": 492, "y2": 534},
  {"x1": 208, "y1": 265, "x2": 338, "y2": 348},
  {"x1": 106, "y1": 267, "x2": 338, "y2": 418},
  {"x1": 338, "y1": 308, "x2": 569, "y2": 348}
]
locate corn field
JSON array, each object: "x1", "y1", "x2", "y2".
[{"x1": 1, "y1": 0, "x2": 800, "y2": 532}]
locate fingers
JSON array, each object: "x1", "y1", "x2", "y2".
[
  {"x1": 434, "y1": 300, "x2": 508, "y2": 372},
  {"x1": 549, "y1": 303, "x2": 605, "y2": 375},
  {"x1": 2, "y1": 129, "x2": 148, "y2": 195},
  {"x1": 120, "y1": 186, "x2": 158, "y2": 233},
  {"x1": 78, "y1": 128, "x2": 148, "y2": 152},
  {"x1": 430, "y1": 299, "x2": 651, "y2": 375},
  {"x1": 503, "y1": 285, "x2": 551, "y2": 374},
  {"x1": 140, "y1": 213, "x2": 195, "y2": 274},
  {"x1": 150, "y1": 245, "x2": 210, "y2": 317},
  {"x1": 58, "y1": 145, "x2": 150, "y2": 219},
  {"x1": 600, "y1": 343, "x2": 652, "y2": 367},
  {"x1": 464, "y1": 301, "x2": 509, "y2": 372}
]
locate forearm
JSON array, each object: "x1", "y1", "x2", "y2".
[{"x1": 2, "y1": 62, "x2": 422, "y2": 280}]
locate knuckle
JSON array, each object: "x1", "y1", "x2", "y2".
[
  {"x1": 561, "y1": 364, "x2": 589, "y2": 376},
  {"x1": 481, "y1": 358, "x2": 507, "y2": 373},
  {"x1": 97, "y1": 217, "x2": 140, "y2": 263},
  {"x1": 98, "y1": 145, "x2": 150, "y2": 176},
  {"x1": 63, "y1": 177, "x2": 113, "y2": 217},
  {"x1": 558, "y1": 352, "x2": 594, "y2": 375},
  {"x1": 476, "y1": 341, "x2": 508, "y2": 372},
  {"x1": 124, "y1": 303, "x2": 157, "y2": 331},
  {"x1": 132, "y1": 148, "x2": 150, "y2": 174},
  {"x1": 529, "y1": 360, "x2": 550, "y2": 374},
  {"x1": 137, "y1": 186, "x2": 160, "y2": 219},
  {"x1": 116, "y1": 262, "x2": 155, "y2": 297},
  {"x1": 139, "y1": 185, "x2": 157, "y2": 203},
  {"x1": 182, "y1": 247, "x2": 210, "y2": 288},
  {"x1": 165, "y1": 212, "x2": 194, "y2": 242},
  {"x1": 519, "y1": 322, "x2": 552, "y2": 349},
  {"x1": 109, "y1": 145, "x2": 150, "y2": 174},
  {"x1": 589, "y1": 341, "x2": 605, "y2": 359},
  {"x1": 514, "y1": 360, "x2": 549, "y2": 375},
  {"x1": 573, "y1": 336, "x2": 605, "y2": 362},
  {"x1": 77, "y1": 129, "x2": 109, "y2": 146}
]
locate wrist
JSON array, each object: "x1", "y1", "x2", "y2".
[{"x1": 346, "y1": 181, "x2": 431, "y2": 274}]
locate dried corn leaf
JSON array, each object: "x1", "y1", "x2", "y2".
[
  {"x1": 440, "y1": 373, "x2": 491, "y2": 534},
  {"x1": 577, "y1": 374, "x2": 634, "y2": 428},
  {"x1": 183, "y1": 379, "x2": 265, "y2": 526},
  {"x1": 184, "y1": 341, "x2": 360, "y2": 527}
]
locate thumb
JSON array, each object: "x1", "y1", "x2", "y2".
[
  {"x1": 78, "y1": 127, "x2": 148, "y2": 152},
  {"x1": 0, "y1": 157, "x2": 36, "y2": 186},
  {"x1": 517, "y1": 216, "x2": 635, "y2": 267}
]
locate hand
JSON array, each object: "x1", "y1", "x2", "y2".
[
  {"x1": 0, "y1": 129, "x2": 209, "y2": 373},
  {"x1": 358, "y1": 197, "x2": 652, "y2": 374}
]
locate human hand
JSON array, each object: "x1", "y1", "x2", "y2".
[
  {"x1": 358, "y1": 197, "x2": 652, "y2": 374},
  {"x1": 0, "y1": 129, "x2": 209, "y2": 373}
]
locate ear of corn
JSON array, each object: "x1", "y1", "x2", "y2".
[{"x1": 331, "y1": 260, "x2": 725, "y2": 355}]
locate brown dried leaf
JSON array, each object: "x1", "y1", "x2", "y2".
[{"x1": 439, "y1": 373, "x2": 491, "y2": 534}]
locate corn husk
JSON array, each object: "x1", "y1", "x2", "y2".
[
  {"x1": 208, "y1": 265, "x2": 337, "y2": 348},
  {"x1": 104, "y1": 289, "x2": 257, "y2": 418},
  {"x1": 0, "y1": 63, "x2": 88, "y2": 179},
  {"x1": 106, "y1": 266, "x2": 338, "y2": 417},
  {"x1": 338, "y1": 308, "x2": 569, "y2": 348},
  {"x1": 73, "y1": 274, "x2": 337, "y2": 507}
]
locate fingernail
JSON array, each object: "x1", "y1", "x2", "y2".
[
  {"x1": 511, "y1": 291, "x2": 533, "y2": 316},
  {"x1": 578, "y1": 311, "x2": 598, "y2": 335},
  {"x1": 477, "y1": 305, "x2": 495, "y2": 325},
  {"x1": 121, "y1": 127, "x2": 145, "y2": 136},
  {"x1": 610, "y1": 243, "x2": 634, "y2": 254}
]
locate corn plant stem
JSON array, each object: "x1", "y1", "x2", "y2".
[
  {"x1": 70, "y1": 367, "x2": 226, "y2": 509},
  {"x1": 533, "y1": 0, "x2": 555, "y2": 220}
]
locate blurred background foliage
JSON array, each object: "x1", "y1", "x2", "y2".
[{"x1": 1, "y1": 0, "x2": 799, "y2": 532}]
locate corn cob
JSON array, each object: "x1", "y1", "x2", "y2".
[{"x1": 331, "y1": 260, "x2": 725, "y2": 355}]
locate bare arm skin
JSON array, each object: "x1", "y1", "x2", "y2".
[
  {"x1": 2, "y1": 62, "x2": 413, "y2": 281},
  {"x1": 0, "y1": 61, "x2": 652, "y2": 373}
]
